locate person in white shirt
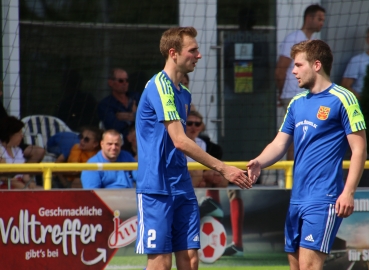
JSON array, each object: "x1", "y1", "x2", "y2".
[
  {"x1": 341, "y1": 28, "x2": 369, "y2": 99},
  {"x1": 275, "y1": 4, "x2": 325, "y2": 160},
  {"x1": 0, "y1": 116, "x2": 41, "y2": 189}
]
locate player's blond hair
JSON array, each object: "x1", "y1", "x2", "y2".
[{"x1": 159, "y1": 27, "x2": 197, "y2": 60}]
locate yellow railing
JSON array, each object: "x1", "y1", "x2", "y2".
[{"x1": 0, "y1": 160, "x2": 365, "y2": 190}]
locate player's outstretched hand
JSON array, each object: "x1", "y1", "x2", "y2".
[
  {"x1": 247, "y1": 159, "x2": 261, "y2": 184},
  {"x1": 223, "y1": 165, "x2": 252, "y2": 189}
]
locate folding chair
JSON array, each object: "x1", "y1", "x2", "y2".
[{"x1": 21, "y1": 115, "x2": 73, "y2": 162}]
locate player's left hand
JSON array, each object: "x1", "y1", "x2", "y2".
[{"x1": 335, "y1": 192, "x2": 355, "y2": 218}]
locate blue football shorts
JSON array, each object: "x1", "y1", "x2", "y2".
[
  {"x1": 285, "y1": 203, "x2": 343, "y2": 254},
  {"x1": 135, "y1": 192, "x2": 201, "y2": 254}
]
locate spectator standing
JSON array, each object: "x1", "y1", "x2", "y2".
[
  {"x1": 81, "y1": 129, "x2": 136, "y2": 189},
  {"x1": 275, "y1": 4, "x2": 326, "y2": 161},
  {"x1": 341, "y1": 27, "x2": 369, "y2": 100},
  {"x1": 248, "y1": 40, "x2": 367, "y2": 269},
  {"x1": 276, "y1": 4, "x2": 326, "y2": 107},
  {"x1": 135, "y1": 26, "x2": 252, "y2": 270},
  {"x1": 98, "y1": 68, "x2": 140, "y2": 139}
]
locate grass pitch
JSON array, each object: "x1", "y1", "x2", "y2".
[{"x1": 106, "y1": 252, "x2": 289, "y2": 270}]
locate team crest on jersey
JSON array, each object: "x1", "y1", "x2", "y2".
[{"x1": 317, "y1": 106, "x2": 330, "y2": 120}]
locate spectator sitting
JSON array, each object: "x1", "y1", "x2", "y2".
[
  {"x1": 47, "y1": 131, "x2": 80, "y2": 159},
  {"x1": 98, "y1": 68, "x2": 140, "y2": 140},
  {"x1": 185, "y1": 110, "x2": 228, "y2": 188},
  {"x1": 185, "y1": 110, "x2": 207, "y2": 187},
  {"x1": 0, "y1": 84, "x2": 45, "y2": 163},
  {"x1": 81, "y1": 129, "x2": 137, "y2": 189},
  {"x1": 121, "y1": 123, "x2": 137, "y2": 161},
  {"x1": 0, "y1": 116, "x2": 42, "y2": 189},
  {"x1": 56, "y1": 126, "x2": 102, "y2": 188}
]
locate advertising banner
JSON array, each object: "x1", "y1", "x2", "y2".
[
  {"x1": 0, "y1": 190, "x2": 137, "y2": 270},
  {"x1": 1, "y1": 188, "x2": 368, "y2": 269}
]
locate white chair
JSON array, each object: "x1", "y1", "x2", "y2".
[{"x1": 21, "y1": 115, "x2": 73, "y2": 162}]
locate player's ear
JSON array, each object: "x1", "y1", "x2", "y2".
[
  {"x1": 168, "y1": 48, "x2": 177, "y2": 59},
  {"x1": 314, "y1": 60, "x2": 322, "y2": 72}
]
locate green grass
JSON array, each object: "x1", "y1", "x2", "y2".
[{"x1": 106, "y1": 252, "x2": 289, "y2": 270}]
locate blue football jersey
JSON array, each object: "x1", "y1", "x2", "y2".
[
  {"x1": 280, "y1": 83, "x2": 366, "y2": 203},
  {"x1": 135, "y1": 71, "x2": 193, "y2": 195}
]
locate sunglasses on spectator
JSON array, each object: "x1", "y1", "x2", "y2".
[
  {"x1": 186, "y1": 121, "x2": 202, "y2": 127},
  {"x1": 78, "y1": 134, "x2": 91, "y2": 143},
  {"x1": 115, "y1": 78, "x2": 129, "y2": 83}
]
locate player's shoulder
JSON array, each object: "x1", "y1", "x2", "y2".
[
  {"x1": 328, "y1": 84, "x2": 359, "y2": 106},
  {"x1": 290, "y1": 90, "x2": 309, "y2": 103},
  {"x1": 145, "y1": 71, "x2": 174, "y2": 96}
]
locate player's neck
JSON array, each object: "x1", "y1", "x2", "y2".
[
  {"x1": 163, "y1": 67, "x2": 182, "y2": 90},
  {"x1": 310, "y1": 77, "x2": 332, "y2": 94}
]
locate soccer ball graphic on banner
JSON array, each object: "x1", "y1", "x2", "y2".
[{"x1": 198, "y1": 216, "x2": 227, "y2": 263}]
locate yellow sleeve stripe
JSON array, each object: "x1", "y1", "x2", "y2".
[
  {"x1": 330, "y1": 86, "x2": 366, "y2": 132},
  {"x1": 180, "y1": 83, "x2": 191, "y2": 94},
  {"x1": 279, "y1": 91, "x2": 309, "y2": 132},
  {"x1": 155, "y1": 72, "x2": 180, "y2": 121}
]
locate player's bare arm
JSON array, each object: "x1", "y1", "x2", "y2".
[
  {"x1": 248, "y1": 132, "x2": 292, "y2": 183},
  {"x1": 275, "y1": 56, "x2": 292, "y2": 100},
  {"x1": 336, "y1": 130, "x2": 367, "y2": 218},
  {"x1": 165, "y1": 120, "x2": 252, "y2": 189}
]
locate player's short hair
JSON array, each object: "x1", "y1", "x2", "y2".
[
  {"x1": 291, "y1": 39, "x2": 333, "y2": 76},
  {"x1": 160, "y1": 27, "x2": 197, "y2": 59},
  {"x1": 303, "y1": 4, "x2": 326, "y2": 21}
]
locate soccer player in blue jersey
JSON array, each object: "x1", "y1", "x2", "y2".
[
  {"x1": 134, "y1": 26, "x2": 252, "y2": 270},
  {"x1": 248, "y1": 39, "x2": 367, "y2": 270}
]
